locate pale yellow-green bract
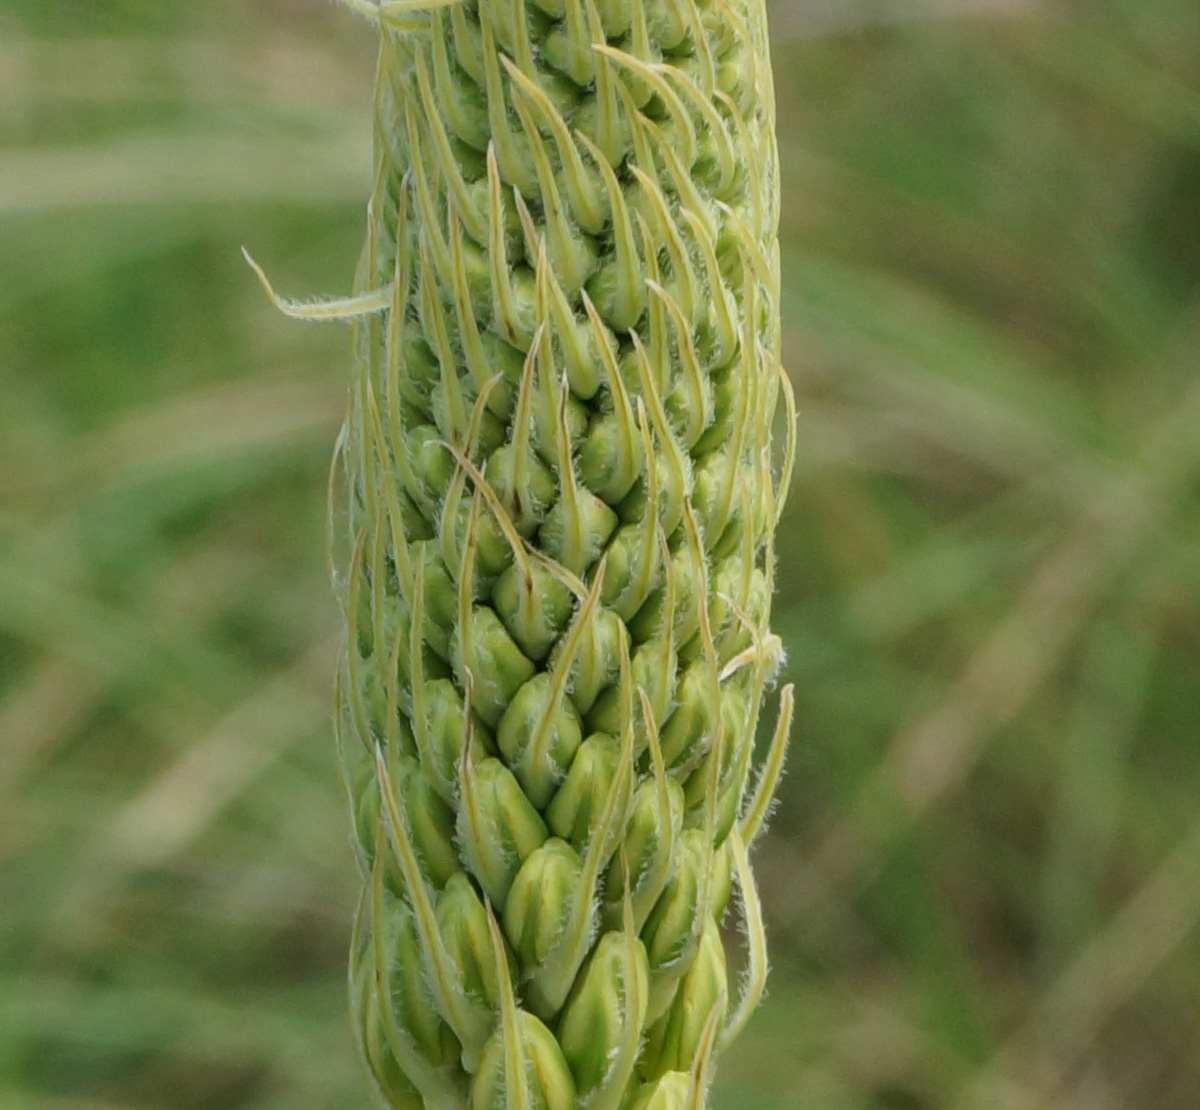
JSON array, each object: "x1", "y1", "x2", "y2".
[{"x1": 292, "y1": 0, "x2": 795, "y2": 1105}]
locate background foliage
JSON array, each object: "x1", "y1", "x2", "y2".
[{"x1": 2, "y1": 1, "x2": 1199, "y2": 1107}]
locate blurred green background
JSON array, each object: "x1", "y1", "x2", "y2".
[{"x1": 3, "y1": 0, "x2": 1199, "y2": 1107}]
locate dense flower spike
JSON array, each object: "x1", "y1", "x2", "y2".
[{"x1": 313, "y1": 0, "x2": 796, "y2": 1104}]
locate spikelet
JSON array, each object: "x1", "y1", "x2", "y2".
[{"x1": 284, "y1": 0, "x2": 798, "y2": 1104}]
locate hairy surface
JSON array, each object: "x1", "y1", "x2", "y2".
[{"x1": 329, "y1": 0, "x2": 794, "y2": 1105}]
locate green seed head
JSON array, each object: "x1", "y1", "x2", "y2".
[
  {"x1": 470, "y1": 1009, "x2": 576, "y2": 1110},
  {"x1": 497, "y1": 672, "x2": 585, "y2": 808},
  {"x1": 559, "y1": 927, "x2": 650, "y2": 1101},
  {"x1": 315, "y1": 0, "x2": 798, "y2": 1103},
  {"x1": 602, "y1": 762, "x2": 684, "y2": 931},
  {"x1": 456, "y1": 755, "x2": 549, "y2": 906},
  {"x1": 643, "y1": 916, "x2": 728, "y2": 1078},
  {"x1": 545, "y1": 730, "x2": 621, "y2": 844},
  {"x1": 502, "y1": 837, "x2": 582, "y2": 984}
]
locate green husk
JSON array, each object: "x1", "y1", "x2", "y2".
[{"x1": 318, "y1": 0, "x2": 796, "y2": 1104}]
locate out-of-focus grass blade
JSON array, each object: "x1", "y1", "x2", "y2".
[
  {"x1": 0, "y1": 132, "x2": 371, "y2": 215},
  {"x1": 1038, "y1": 621, "x2": 1157, "y2": 965},
  {"x1": 57, "y1": 641, "x2": 335, "y2": 925},
  {"x1": 783, "y1": 250, "x2": 1114, "y2": 463},
  {"x1": 955, "y1": 814, "x2": 1200, "y2": 1110},
  {"x1": 767, "y1": 0, "x2": 1038, "y2": 43},
  {"x1": 1023, "y1": 21, "x2": 1200, "y2": 145},
  {"x1": 784, "y1": 369, "x2": 1200, "y2": 924}
]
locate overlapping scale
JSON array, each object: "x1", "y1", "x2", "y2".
[{"x1": 329, "y1": 0, "x2": 796, "y2": 1104}]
